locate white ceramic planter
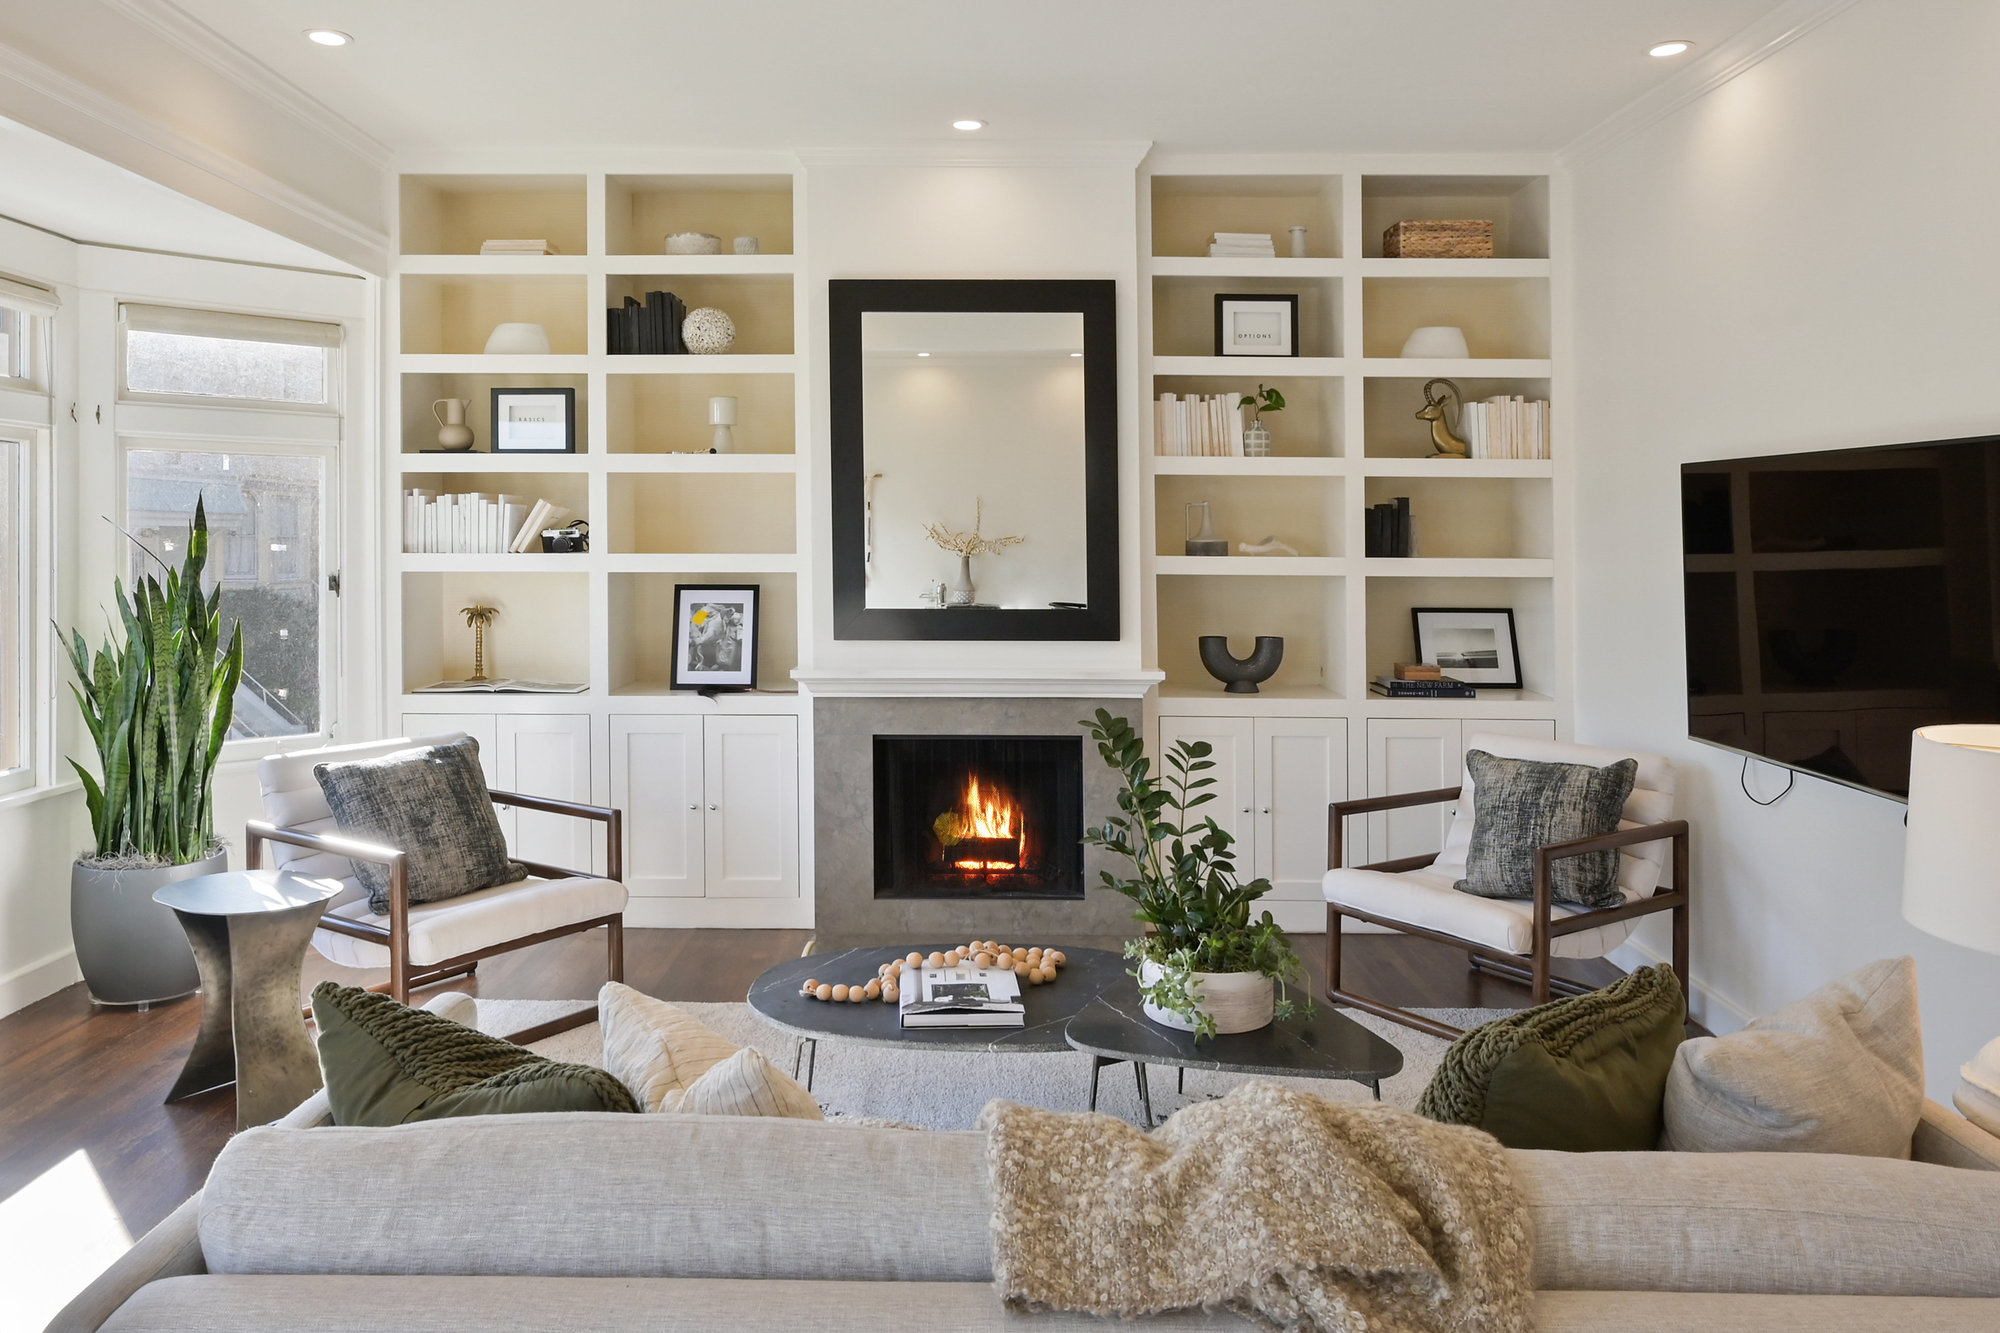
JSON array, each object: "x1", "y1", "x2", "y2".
[{"x1": 1138, "y1": 957, "x2": 1276, "y2": 1034}]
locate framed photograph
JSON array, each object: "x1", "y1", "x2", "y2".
[
  {"x1": 1214, "y1": 294, "x2": 1300, "y2": 357},
  {"x1": 670, "y1": 584, "x2": 761, "y2": 691},
  {"x1": 1410, "y1": 607, "x2": 1523, "y2": 689},
  {"x1": 491, "y1": 387, "x2": 576, "y2": 454}
]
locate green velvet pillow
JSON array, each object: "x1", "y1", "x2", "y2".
[
  {"x1": 312, "y1": 982, "x2": 637, "y2": 1126},
  {"x1": 1417, "y1": 965, "x2": 1685, "y2": 1152}
]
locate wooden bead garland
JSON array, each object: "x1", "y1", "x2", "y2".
[{"x1": 800, "y1": 942, "x2": 1070, "y2": 1003}]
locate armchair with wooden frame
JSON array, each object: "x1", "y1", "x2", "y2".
[
  {"x1": 1323, "y1": 732, "x2": 1688, "y2": 1040},
  {"x1": 247, "y1": 735, "x2": 626, "y2": 1039}
]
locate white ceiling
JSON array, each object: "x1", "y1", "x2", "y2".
[
  {"x1": 170, "y1": 0, "x2": 1789, "y2": 154},
  {"x1": 0, "y1": 114, "x2": 350, "y2": 270}
]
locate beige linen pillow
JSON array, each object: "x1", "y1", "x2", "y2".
[
  {"x1": 598, "y1": 981, "x2": 820, "y2": 1120},
  {"x1": 1663, "y1": 956, "x2": 1924, "y2": 1157}
]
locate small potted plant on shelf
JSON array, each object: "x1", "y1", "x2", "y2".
[
  {"x1": 1082, "y1": 708, "x2": 1309, "y2": 1037},
  {"x1": 1242, "y1": 384, "x2": 1285, "y2": 458},
  {"x1": 62, "y1": 497, "x2": 243, "y2": 1006}
]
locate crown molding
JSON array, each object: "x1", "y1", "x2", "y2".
[
  {"x1": 1560, "y1": 0, "x2": 1864, "y2": 168},
  {"x1": 0, "y1": 40, "x2": 390, "y2": 268},
  {"x1": 797, "y1": 141, "x2": 1153, "y2": 170},
  {"x1": 98, "y1": 0, "x2": 395, "y2": 168}
]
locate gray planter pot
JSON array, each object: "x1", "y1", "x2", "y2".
[{"x1": 71, "y1": 851, "x2": 224, "y2": 1006}]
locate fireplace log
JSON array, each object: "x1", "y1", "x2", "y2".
[{"x1": 949, "y1": 836, "x2": 1022, "y2": 867}]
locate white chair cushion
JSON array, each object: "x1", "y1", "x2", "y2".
[
  {"x1": 1435, "y1": 733, "x2": 1677, "y2": 901},
  {"x1": 1325, "y1": 866, "x2": 1642, "y2": 959},
  {"x1": 315, "y1": 875, "x2": 628, "y2": 970}
]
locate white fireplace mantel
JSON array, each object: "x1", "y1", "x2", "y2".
[{"x1": 790, "y1": 668, "x2": 1165, "y2": 699}]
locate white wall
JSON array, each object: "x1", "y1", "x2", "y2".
[
  {"x1": 1570, "y1": 0, "x2": 2000, "y2": 1097},
  {"x1": 803, "y1": 149, "x2": 1146, "y2": 674}
]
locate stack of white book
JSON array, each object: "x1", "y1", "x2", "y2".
[
  {"x1": 1154, "y1": 392, "x2": 1246, "y2": 456},
  {"x1": 1459, "y1": 396, "x2": 1551, "y2": 460},
  {"x1": 1209, "y1": 231, "x2": 1276, "y2": 259},
  {"x1": 403, "y1": 490, "x2": 573, "y2": 554},
  {"x1": 479, "y1": 239, "x2": 559, "y2": 256}
]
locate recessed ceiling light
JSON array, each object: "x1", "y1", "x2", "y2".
[
  {"x1": 952, "y1": 119, "x2": 986, "y2": 132},
  {"x1": 1070, "y1": 352, "x2": 1083, "y2": 358},
  {"x1": 304, "y1": 28, "x2": 353, "y2": 46},
  {"x1": 1648, "y1": 39, "x2": 1693, "y2": 58},
  {"x1": 917, "y1": 351, "x2": 931, "y2": 357}
]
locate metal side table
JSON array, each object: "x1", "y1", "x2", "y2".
[{"x1": 154, "y1": 869, "x2": 341, "y2": 1130}]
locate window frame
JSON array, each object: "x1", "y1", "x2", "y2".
[
  {"x1": 0, "y1": 429, "x2": 35, "y2": 796},
  {"x1": 117, "y1": 306, "x2": 343, "y2": 417}
]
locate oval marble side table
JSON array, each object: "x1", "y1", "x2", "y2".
[{"x1": 154, "y1": 870, "x2": 342, "y2": 1130}]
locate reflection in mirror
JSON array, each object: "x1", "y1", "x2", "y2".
[{"x1": 861, "y1": 311, "x2": 1085, "y2": 611}]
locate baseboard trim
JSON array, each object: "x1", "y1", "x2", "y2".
[
  {"x1": 1606, "y1": 938, "x2": 1751, "y2": 1034},
  {"x1": 0, "y1": 947, "x2": 81, "y2": 1018}
]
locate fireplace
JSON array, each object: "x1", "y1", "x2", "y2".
[{"x1": 873, "y1": 735, "x2": 1085, "y2": 899}]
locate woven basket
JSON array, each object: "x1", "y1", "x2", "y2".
[{"x1": 1383, "y1": 219, "x2": 1495, "y2": 258}]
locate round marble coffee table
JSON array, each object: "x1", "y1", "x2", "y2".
[
  {"x1": 155, "y1": 869, "x2": 342, "y2": 1130},
  {"x1": 747, "y1": 944, "x2": 1124, "y2": 1089},
  {"x1": 1065, "y1": 978, "x2": 1406, "y2": 1127}
]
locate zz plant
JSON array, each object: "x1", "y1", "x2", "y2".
[
  {"x1": 1081, "y1": 708, "x2": 1309, "y2": 1037},
  {"x1": 63, "y1": 497, "x2": 243, "y2": 865}
]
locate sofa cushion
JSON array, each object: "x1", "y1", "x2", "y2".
[
  {"x1": 1457, "y1": 749, "x2": 1638, "y2": 909},
  {"x1": 199, "y1": 1115, "x2": 994, "y2": 1282},
  {"x1": 670, "y1": 1046, "x2": 822, "y2": 1119},
  {"x1": 1518, "y1": 1146, "x2": 2000, "y2": 1297},
  {"x1": 312, "y1": 736, "x2": 525, "y2": 913},
  {"x1": 311, "y1": 983, "x2": 635, "y2": 1126},
  {"x1": 1663, "y1": 957, "x2": 1924, "y2": 1157},
  {"x1": 600, "y1": 982, "x2": 746, "y2": 1109},
  {"x1": 1418, "y1": 964, "x2": 1684, "y2": 1151}
]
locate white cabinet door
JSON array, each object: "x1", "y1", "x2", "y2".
[
  {"x1": 1363, "y1": 719, "x2": 1462, "y2": 867},
  {"x1": 495, "y1": 714, "x2": 594, "y2": 873},
  {"x1": 1254, "y1": 718, "x2": 1348, "y2": 901},
  {"x1": 1158, "y1": 716, "x2": 1255, "y2": 849},
  {"x1": 703, "y1": 716, "x2": 799, "y2": 899},
  {"x1": 609, "y1": 715, "x2": 705, "y2": 898},
  {"x1": 1462, "y1": 719, "x2": 1558, "y2": 749},
  {"x1": 399, "y1": 713, "x2": 498, "y2": 785}
]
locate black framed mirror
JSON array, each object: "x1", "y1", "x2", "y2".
[{"x1": 830, "y1": 278, "x2": 1119, "y2": 640}]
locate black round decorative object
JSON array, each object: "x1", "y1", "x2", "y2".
[{"x1": 1198, "y1": 635, "x2": 1284, "y2": 693}]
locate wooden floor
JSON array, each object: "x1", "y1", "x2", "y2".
[{"x1": 0, "y1": 928, "x2": 1618, "y2": 1242}]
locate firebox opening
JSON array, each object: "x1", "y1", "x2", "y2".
[{"x1": 873, "y1": 735, "x2": 1085, "y2": 899}]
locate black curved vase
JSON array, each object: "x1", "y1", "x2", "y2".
[{"x1": 1198, "y1": 635, "x2": 1284, "y2": 693}]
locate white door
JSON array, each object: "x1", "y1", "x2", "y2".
[
  {"x1": 703, "y1": 716, "x2": 799, "y2": 899},
  {"x1": 1254, "y1": 718, "x2": 1348, "y2": 901},
  {"x1": 1157, "y1": 716, "x2": 1254, "y2": 850},
  {"x1": 1363, "y1": 719, "x2": 1462, "y2": 867},
  {"x1": 495, "y1": 713, "x2": 594, "y2": 873},
  {"x1": 609, "y1": 715, "x2": 705, "y2": 898}
]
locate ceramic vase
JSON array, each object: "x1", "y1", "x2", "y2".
[
  {"x1": 70, "y1": 850, "x2": 225, "y2": 1006},
  {"x1": 1199, "y1": 635, "x2": 1284, "y2": 693},
  {"x1": 951, "y1": 555, "x2": 975, "y2": 606},
  {"x1": 708, "y1": 396, "x2": 738, "y2": 453},
  {"x1": 1139, "y1": 957, "x2": 1276, "y2": 1035},
  {"x1": 1244, "y1": 419, "x2": 1272, "y2": 458},
  {"x1": 432, "y1": 397, "x2": 474, "y2": 451}
]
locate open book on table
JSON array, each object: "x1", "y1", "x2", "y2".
[
  {"x1": 898, "y1": 963, "x2": 1026, "y2": 1028},
  {"x1": 413, "y1": 679, "x2": 587, "y2": 694}
]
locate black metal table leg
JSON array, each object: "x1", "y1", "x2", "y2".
[
  {"x1": 1089, "y1": 1055, "x2": 1112, "y2": 1112},
  {"x1": 1134, "y1": 1062, "x2": 1154, "y2": 1128},
  {"x1": 1177, "y1": 1066, "x2": 1185, "y2": 1095},
  {"x1": 794, "y1": 1037, "x2": 817, "y2": 1090},
  {"x1": 1367, "y1": 1077, "x2": 1380, "y2": 1101}
]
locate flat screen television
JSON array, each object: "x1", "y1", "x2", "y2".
[{"x1": 1682, "y1": 434, "x2": 2000, "y2": 800}]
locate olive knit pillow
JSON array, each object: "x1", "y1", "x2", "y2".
[
  {"x1": 311, "y1": 982, "x2": 637, "y2": 1126},
  {"x1": 1456, "y1": 749, "x2": 1638, "y2": 910},
  {"x1": 313, "y1": 736, "x2": 526, "y2": 915},
  {"x1": 1417, "y1": 965, "x2": 1686, "y2": 1152}
]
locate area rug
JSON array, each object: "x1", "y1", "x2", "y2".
[{"x1": 471, "y1": 998, "x2": 1504, "y2": 1128}]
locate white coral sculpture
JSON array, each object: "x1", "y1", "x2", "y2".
[{"x1": 921, "y1": 497, "x2": 1025, "y2": 558}]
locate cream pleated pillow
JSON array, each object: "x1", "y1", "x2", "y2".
[{"x1": 598, "y1": 982, "x2": 820, "y2": 1120}]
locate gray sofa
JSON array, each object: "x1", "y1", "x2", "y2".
[{"x1": 50, "y1": 1096, "x2": 2000, "y2": 1332}]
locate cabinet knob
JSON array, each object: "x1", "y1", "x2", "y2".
[
  {"x1": 709, "y1": 803, "x2": 719, "y2": 812},
  {"x1": 687, "y1": 804, "x2": 697, "y2": 811},
  {"x1": 1240, "y1": 806, "x2": 1251, "y2": 814},
  {"x1": 1261, "y1": 808, "x2": 1271, "y2": 815}
]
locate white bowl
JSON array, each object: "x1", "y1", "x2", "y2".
[
  {"x1": 483, "y1": 322, "x2": 551, "y2": 355},
  {"x1": 665, "y1": 232, "x2": 722, "y2": 255},
  {"x1": 1399, "y1": 325, "x2": 1471, "y2": 358}
]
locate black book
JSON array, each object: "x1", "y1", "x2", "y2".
[
  {"x1": 1372, "y1": 675, "x2": 1477, "y2": 697},
  {"x1": 623, "y1": 296, "x2": 644, "y2": 356},
  {"x1": 605, "y1": 306, "x2": 622, "y2": 355},
  {"x1": 670, "y1": 292, "x2": 687, "y2": 354},
  {"x1": 1393, "y1": 495, "x2": 1412, "y2": 558},
  {"x1": 643, "y1": 291, "x2": 663, "y2": 356}
]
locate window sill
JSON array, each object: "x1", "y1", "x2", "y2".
[{"x1": 0, "y1": 778, "x2": 82, "y2": 814}]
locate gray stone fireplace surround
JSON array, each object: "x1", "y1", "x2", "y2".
[{"x1": 813, "y1": 696, "x2": 1141, "y2": 940}]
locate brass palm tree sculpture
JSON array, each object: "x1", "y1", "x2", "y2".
[{"x1": 461, "y1": 604, "x2": 498, "y2": 682}]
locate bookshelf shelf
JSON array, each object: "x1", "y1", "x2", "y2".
[
  {"x1": 1360, "y1": 557, "x2": 1552, "y2": 578},
  {"x1": 1153, "y1": 355, "x2": 1347, "y2": 378},
  {"x1": 398, "y1": 453, "x2": 589, "y2": 474},
  {"x1": 1360, "y1": 357, "x2": 1551, "y2": 378},
  {"x1": 602, "y1": 254, "x2": 796, "y2": 276},
  {"x1": 601, "y1": 553, "x2": 801, "y2": 574},
  {"x1": 1152, "y1": 456, "x2": 1344, "y2": 477},
  {"x1": 1147, "y1": 256, "x2": 1344, "y2": 279},
  {"x1": 600, "y1": 354, "x2": 796, "y2": 375},
  {"x1": 1361, "y1": 458, "x2": 1551, "y2": 478},
  {"x1": 400, "y1": 554, "x2": 594, "y2": 572},
  {"x1": 1156, "y1": 556, "x2": 1345, "y2": 577}
]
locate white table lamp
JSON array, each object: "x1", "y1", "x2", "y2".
[{"x1": 1902, "y1": 723, "x2": 2000, "y2": 1134}]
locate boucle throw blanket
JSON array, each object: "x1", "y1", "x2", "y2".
[{"x1": 980, "y1": 1083, "x2": 1532, "y2": 1333}]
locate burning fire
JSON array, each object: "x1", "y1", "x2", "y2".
[{"x1": 938, "y1": 774, "x2": 1024, "y2": 871}]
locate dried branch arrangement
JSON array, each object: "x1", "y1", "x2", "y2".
[{"x1": 922, "y1": 497, "x2": 1026, "y2": 558}]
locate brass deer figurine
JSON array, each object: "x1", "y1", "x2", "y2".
[{"x1": 1416, "y1": 378, "x2": 1470, "y2": 458}]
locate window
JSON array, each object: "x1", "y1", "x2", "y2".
[
  {"x1": 0, "y1": 437, "x2": 27, "y2": 786},
  {"x1": 126, "y1": 450, "x2": 327, "y2": 741},
  {"x1": 0, "y1": 275, "x2": 54, "y2": 389},
  {"x1": 121, "y1": 304, "x2": 338, "y2": 407}
]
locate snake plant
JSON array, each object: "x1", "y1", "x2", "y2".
[{"x1": 63, "y1": 497, "x2": 244, "y2": 865}]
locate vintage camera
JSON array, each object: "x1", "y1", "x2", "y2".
[{"x1": 540, "y1": 519, "x2": 589, "y2": 553}]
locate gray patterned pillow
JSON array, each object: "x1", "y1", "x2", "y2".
[
  {"x1": 1454, "y1": 750, "x2": 1638, "y2": 910},
  {"x1": 314, "y1": 737, "x2": 526, "y2": 914}
]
